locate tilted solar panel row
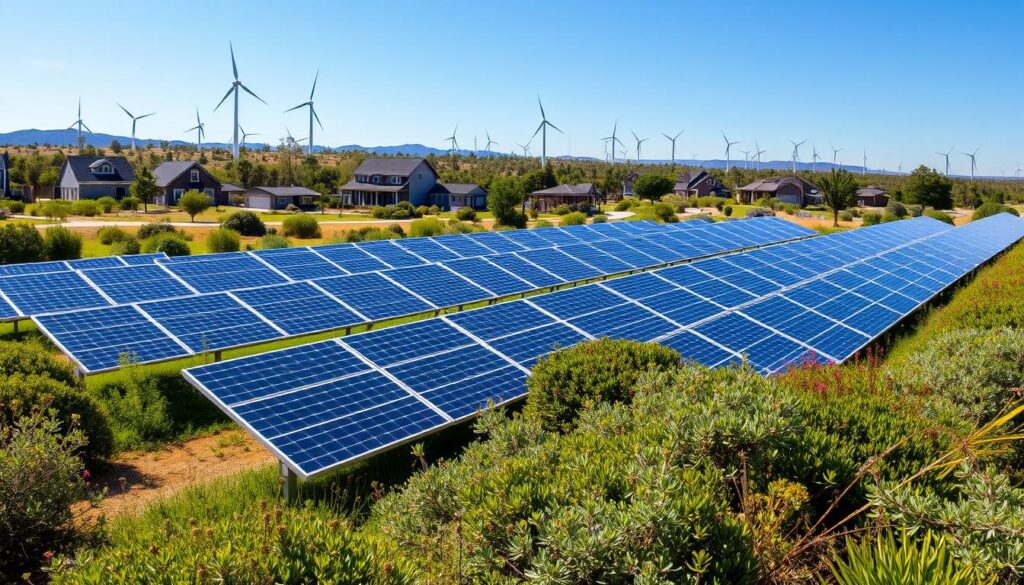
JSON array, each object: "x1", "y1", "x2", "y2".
[
  {"x1": 181, "y1": 214, "x2": 1024, "y2": 478},
  {"x1": 32, "y1": 218, "x2": 814, "y2": 373}
]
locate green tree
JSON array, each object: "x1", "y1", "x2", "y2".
[
  {"x1": 632, "y1": 174, "x2": 674, "y2": 203},
  {"x1": 178, "y1": 190, "x2": 210, "y2": 222},
  {"x1": 110, "y1": 139, "x2": 123, "y2": 154},
  {"x1": 487, "y1": 177, "x2": 527, "y2": 228},
  {"x1": 903, "y1": 165, "x2": 953, "y2": 209},
  {"x1": 130, "y1": 165, "x2": 161, "y2": 212},
  {"x1": 817, "y1": 169, "x2": 859, "y2": 227}
]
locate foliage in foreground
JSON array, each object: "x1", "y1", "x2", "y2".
[{"x1": 829, "y1": 531, "x2": 981, "y2": 585}]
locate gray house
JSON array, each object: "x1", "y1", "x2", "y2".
[
  {"x1": 0, "y1": 152, "x2": 11, "y2": 199},
  {"x1": 429, "y1": 183, "x2": 488, "y2": 211},
  {"x1": 56, "y1": 156, "x2": 135, "y2": 200},
  {"x1": 153, "y1": 161, "x2": 224, "y2": 206},
  {"x1": 243, "y1": 186, "x2": 320, "y2": 210},
  {"x1": 338, "y1": 158, "x2": 440, "y2": 207}
]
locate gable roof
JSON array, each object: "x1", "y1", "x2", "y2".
[
  {"x1": 353, "y1": 157, "x2": 436, "y2": 177},
  {"x1": 152, "y1": 161, "x2": 213, "y2": 187},
  {"x1": 738, "y1": 176, "x2": 819, "y2": 194},
  {"x1": 432, "y1": 182, "x2": 485, "y2": 195},
  {"x1": 531, "y1": 183, "x2": 599, "y2": 196},
  {"x1": 247, "y1": 186, "x2": 320, "y2": 197},
  {"x1": 856, "y1": 187, "x2": 888, "y2": 197},
  {"x1": 221, "y1": 183, "x2": 244, "y2": 193},
  {"x1": 675, "y1": 170, "x2": 719, "y2": 191},
  {"x1": 63, "y1": 156, "x2": 134, "y2": 183}
]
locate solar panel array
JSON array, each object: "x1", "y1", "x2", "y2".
[
  {"x1": 183, "y1": 213, "x2": 1024, "y2": 479},
  {"x1": 32, "y1": 218, "x2": 813, "y2": 373}
]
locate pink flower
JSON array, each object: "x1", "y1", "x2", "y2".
[{"x1": 82, "y1": 469, "x2": 91, "y2": 480}]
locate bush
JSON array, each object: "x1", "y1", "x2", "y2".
[
  {"x1": 552, "y1": 204, "x2": 572, "y2": 215},
  {"x1": 118, "y1": 196, "x2": 139, "y2": 212},
  {"x1": 533, "y1": 219, "x2": 553, "y2": 228},
  {"x1": 1, "y1": 411, "x2": 87, "y2": 578},
  {"x1": 838, "y1": 210, "x2": 853, "y2": 221},
  {"x1": 923, "y1": 209, "x2": 954, "y2": 224},
  {"x1": 455, "y1": 207, "x2": 477, "y2": 221},
  {"x1": 592, "y1": 213, "x2": 608, "y2": 223},
  {"x1": 95, "y1": 196, "x2": 117, "y2": 213},
  {"x1": 829, "y1": 531, "x2": 975, "y2": 585},
  {"x1": 206, "y1": 227, "x2": 241, "y2": 253},
  {"x1": 44, "y1": 225, "x2": 83, "y2": 260},
  {"x1": 178, "y1": 190, "x2": 211, "y2": 222},
  {"x1": 141, "y1": 233, "x2": 190, "y2": 256},
  {"x1": 280, "y1": 214, "x2": 321, "y2": 239},
  {"x1": 415, "y1": 205, "x2": 430, "y2": 216},
  {"x1": 41, "y1": 200, "x2": 72, "y2": 221},
  {"x1": 628, "y1": 201, "x2": 678, "y2": 223},
  {"x1": 428, "y1": 204, "x2": 441, "y2": 215},
  {"x1": 880, "y1": 212, "x2": 901, "y2": 223},
  {"x1": 284, "y1": 203, "x2": 300, "y2": 213},
  {"x1": 907, "y1": 204, "x2": 923, "y2": 217},
  {"x1": 340, "y1": 226, "x2": 405, "y2": 243},
  {"x1": 96, "y1": 225, "x2": 131, "y2": 245},
  {"x1": 723, "y1": 204, "x2": 733, "y2": 217},
  {"x1": 221, "y1": 210, "x2": 267, "y2": 237},
  {"x1": 661, "y1": 194, "x2": 689, "y2": 212},
  {"x1": 0, "y1": 223, "x2": 45, "y2": 264},
  {"x1": 972, "y1": 201, "x2": 1020, "y2": 221},
  {"x1": 524, "y1": 338, "x2": 682, "y2": 431},
  {"x1": 410, "y1": 217, "x2": 445, "y2": 238},
  {"x1": 136, "y1": 220, "x2": 176, "y2": 240},
  {"x1": 71, "y1": 200, "x2": 101, "y2": 217},
  {"x1": 109, "y1": 237, "x2": 141, "y2": 256},
  {"x1": 886, "y1": 199, "x2": 908, "y2": 218},
  {"x1": 369, "y1": 201, "x2": 420, "y2": 220},
  {"x1": 0, "y1": 199, "x2": 25, "y2": 214},
  {"x1": 861, "y1": 212, "x2": 881, "y2": 226},
  {"x1": 559, "y1": 211, "x2": 586, "y2": 226},
  {"x1": 443, "y1": 220, "x2": 483, "y2": 234},
  {"x1": 258, "y1": 234, "x2": 290, "y2": 249},
  {"x1": 614, "y1": 197, "x2": 640, "y2": 211}
]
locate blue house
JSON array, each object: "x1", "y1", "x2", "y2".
[{"x1": 56, "y1": 156, "x2": 135, "y2": 200}]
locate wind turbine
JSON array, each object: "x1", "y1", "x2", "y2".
[
  {"x1": 484, "y1": 130, "x2": 497, "y2": 153},
  {"x1": 898, "y1": 161, "x2": 903, "y2": 175},
  {"x1": 830, "y1": 143, "x2": 843, "y2": 169},
  {"x1": 185, "y1": 109, "x2": 205, "y2": 153},
  {"x1": 662, "y1": 130, "x2": 684, "y2": 166},
  {"x1": 722, "y1": 132, "x2": 739, "y2": 171},
  {"x1": 754, "y1": 141, "x2": 766, "y2": 172},
  {"x1": 214, "y1": 42, "x2": 266, "y2": 160},
  {"x1": 963, "y1": 147, "x2": 980, "y2": 180},
  {"x1": 935, "y1": 146, "x2": 954, "y2": 175},
  {"x1": 788, "y1": 138, "x2": 807, "y2": 173},
  {"x1": 285, "y1": 127, "x2": 307, "y2": 145},
  {"x1": 67, "y1": 98, "x2": 91, "y2": 151},
  {"x1": 740, "y1": 149, "x2": 751, "y2": 169},
  {"x1": 239, "y1": 125, "x2": 259, "y2": 148},
  {"x1": 532, "y1": 97, "x2": 561, "y2": 167},
  {"x1": 284, "y1": 71, "x2": 322, "y2": 155},
  {"x1": 601, "y1": 122, "x2": 625, "y2": 164},
  {"x1": 516, "y1": 142, "x2": 532, "y2": 157},
  {"x1": 631, "y1": 131, "x2": 649, "y2": 162},
  {"x1": 1016, "y1": 165, "x2": 1022, "y2": 179},
  {"x1": 117, "y1": 104, "x2": 154, "y2": 151},
  {"x1": 443, "y1": 124, "x2": 459, "y2": 154},
  {"x1": 812, "y1": 145, "x2": 821, "y2": 172},
  {"x1": 862, "y1": 150, "x2": 868, "y2": 175}
]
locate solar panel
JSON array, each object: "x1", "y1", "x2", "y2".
[
  {"x1": 432, "y1": 234, "x2": 499, "y2": 257},
  {"x1": 120, "y1": 253, "x2": 171, "y2": 265},
  {"x1": 313, "y1": 272, "x2": 434, "y2": 321},
  {"x1": 485, "y1": 253, "x2": 565, "y2": 288},
  {"x1": 516, "y1": 248, "x2": 604, "y2": 282},
  {"x1": 382, "y1": 264, "x2": 493, "y2": 306},
  {"x1": 560, "y1": 244, "x2": 635, "y2": 274},
  {"x1": 163, "y1": 256, "x2": 290, "y2": 293},
  {"x1": 252, "y1": 248, "x2": 348, "y2": 281},
  {"x1": 393, "y1": 238, "x2": 463, "y2": 262},
  {"x1": 443, "y1": 257, "x2": 534, "y2": 297},
  {"x1": 67, "y1": 257, "x2": 127, "y2": 270},
  {"x1": 84, "y1": 264, "x2": 195, "y2": 304},
  {"x1": 140, "y1": 293, "x2": 284, "y2": 352},
  {"x1": 465, "y1": 231, "x2": 526, "y2": 253},
  {"x1": 0, "y1": 271, "x2": 111, "y2": 315},
  {"x1": 0, "y1": 260, "x2": 70, "y2": 276},
  {"x1": 355, "y1": 240, "x2": 427, "y2": 267},
  {"x1": 232, "y1": 282, "x2": 364, "y2": 336}
]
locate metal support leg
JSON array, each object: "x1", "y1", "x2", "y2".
[
  {"x1": 280, "y1": 461, "x2": 298, "y2": 505},
  {"x1": 214, "y1": 350, "x2": 222, "y2": 362},
  {"x1": 13, "y1": 320, "x2": 19, "y2": 333}
]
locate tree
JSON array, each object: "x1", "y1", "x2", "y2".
[
  {"x1": 487, "y1": 177, "x2": 527, "y2": 228},
  {"x1": 130, "y1": 165, "x2": 161, "y2": 212},
  {"x1": 903, "y1": 165, "x2": 953, "y2": 209},
  {"x1": 816, "y1": 169, "x2": 859, "y2": 227},
  {"x1": 633, "y1": 174, "x2": 674, "y2": 203},
  {"x1": 178, "y1": 190, "x2": 210, "y2": 222},
  {"x1": 110, "y1": 139, "x2": 123, "y2": 154}
]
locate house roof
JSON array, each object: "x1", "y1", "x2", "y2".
[
  {"x1": 63, "y1": 156, "x2": 135, "y2": 183},
  {"x1": 247, "y1": 186, "x2": 320, "y2": 197},
  {"x1": 152, "y1": 161, "x2": 207, "y2": 187},
  {"x1": 856, "y1": 187, "x2": 888, "y2": 197},
  {"x1": 221, "y1": 183, "x2": 244, "y2": 193},
  {"x1": 432, "y1": 183, "x2": 485, "y2": 195},
  {"x1": 531, "y1": 183, "x2": 599, "y2": 196},
  {"x1": 675, "y1": 170, "x2": 725, "y2": 192},
  {"x1": 338, "y1": 179, "x2": 405, "y2": 193},
  {"x1": 738, "y1": 176, "x2": 819, "y2": 194},
  {"x1": 352, "y1": 157, "x2": 435, "y2": 177}
]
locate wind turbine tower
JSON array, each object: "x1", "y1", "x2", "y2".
[
  {"x1": 602, "y1": 122, "x2": 625, "y2": 164},
  {"x1": 812, "y1": 145, "x2": 820, "y2": 172},
  {"x1": 722, "y1": 132, "x2": 739, "y2": 171},
  {"x1": 186, "y1": 109, "x2": 205, "y2": 153},
  {"x1": 532, "y1": 97, "x2": 561, "y2": 167},
  {"x1": 754, "y1": 141, "x2": 766, "y2": 172},
  {"x1": 239, "y1": 126, "x2": 259, "y2": 149},
  {"x1": 788, "y1": 139, "x2": 807, "y2": 173},
  {"x1": 963, "y1": 147, "x2": 980, "y2": 180},
  {"x1": 830, "y1": 144, "x2": 843, "y2": 169},
  {"x1": 484, "y1": 131, "x2": 497, "y2": 153},
  {"x1": 443, "y1": 124, "x2": 459, "y2": 154},
  {"x1": 862, "y1": 150, "x2": 868, "y2": 175},
  {"x1": 68, "y1": 98, "x2": 91, "y2": 151},
  {"x1": 118, "y1": 104, "x2": 154, "y2": 151},
  {"x1": 662, "y1": 130, "x2": 684, "y2": 166},
  {"x1": 631, "y1": 131, "x2": 649, "y2": 162},
  {"x1": 285, "y1": 71, "x2": 322, "y2": 155},
  {"x1": 214, "y1": 42, "x2": 266, "y2": 160}
]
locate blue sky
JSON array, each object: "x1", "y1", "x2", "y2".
[{"x1": 3, "y1": 0, "x2": 1022, "y2": 175}]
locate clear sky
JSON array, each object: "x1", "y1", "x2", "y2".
[{"x1": 3, "y1": 0, "x2": 1022, "y2": 175}]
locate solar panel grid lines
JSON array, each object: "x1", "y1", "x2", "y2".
[
  {"x1": 224, "y1": 290, "x2": 291, "y2": 337},
  {"x1": 439, "y1": 315, "x2": 534, "y2": 376},
  {"x1": 154, "y1": 262, "x2": 202, "y2": 295},
  {"x1": 305, "y1": 280, "x2": 371, "y2": 323},
  {"x1": 72, "y1": 269, "x2": 119, "y2": 306},
  {"x1": 435, "y1": 261, "x2": 501, "y2": 298},
  {"x1": 520, "y1": 297, "x2": 598, "y2": 342},
  {"x1": 247, "y1": 251, "x2": 304, "y2": 282},
  {"x1": 303, "y1": 247, "x2": 352, "y2": 274},
  {"x1": 133, "y1": 304, "x2": 196, "y2": 355}
]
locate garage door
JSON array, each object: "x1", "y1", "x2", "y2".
[{"x1": 247, "y1": 194, "x2": 271, "y2": 210}]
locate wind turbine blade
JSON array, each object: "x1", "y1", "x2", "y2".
[
  {"x1": 537, "y1": 96, "x2": 545, "y2": 120},
  {"x1": 214, "y1": 86, "x2": 234, "y2": 111},
  {"x1": 548, "y1": 121, "x2": 563, "y2": 134},
  {"x1": 118, "y1": 103, "x2": 133, "y2": 118},
  {"x1": 81, "y1": 122, "x2": 92, "y2": 133},
  {"x1": 186, "y1": 125, "x2": 199, "y2": 132},
  {"x1": 239, "y1": 83, "x2": 267, "y2": 104},
  {"x1": 67, "y1": 122, "x2": 77, "y2": 130},
  {"x1": 230, "y1": 42, "x2": 238, "y2": 80},
  {"x1": 662, "y1": 133, "x2": 672, "y2": 140},
  {"x1": 532, "y1": 123, "x2": 544, "y2": 139},
  {"x1": 138, "y1": 112, "x2": 155, "y2": 119},
  {"x1": 312, "y1": 107, "x2": 323, "y2": 130},
  {"x1": 284, "y1": 103, "x2": 307, "y2": 113},
  {"x1": 310, "y1": 71, "x2": 318, "y2": 100}
]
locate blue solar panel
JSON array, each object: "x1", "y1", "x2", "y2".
[
  {"x1": 345, "y1": 319, "x2": 472, "y2": 367},
  {"x1": 743, "y1": 335, "x2": 807, "y2": 373},
  {"x1": 693, "y1": 313, "x2": 775, "y2": 353},
  {"x1": 0, "y1": 297, "x2": 17, "y2": 319},
  {"x1": 466, "y1": 231, "x2": 526, "y2": 253},
  {"x1": 315, "y1": 244, "x2": 392, "y2": 273},
  {"x1": 443, "y1": 257, "x2": 534, "y2": 296},
  {"x1": 0, "y1": 271, "x2": 111, "y2": 314},
  {"x1": 252, "y1": 248, "x2": 348, "y2": 281},
  {"x1": 500, "y1": 229, "x2": 552, "y2": 249},
  {"x1": 570, "y1": 304, "x2": 677, "y2": 341},
  {"x1": 420, "y1": 365, "x2": 528, "y2": 419},
  {"x1": 531, "y1": 227, "x2": 585, "y2": 247},
  {"x1": 489, "y1": 323, "x2": 589, "y2": 367},
  {"x1": 446, "y1": 300, "x2": 553, "y2": 340},
  {"x1": 0, "y1": 260, "x2": 70, "y2": 276},
  {"x1": 84, "y1": 265, "x2": 195, "y2": 304},
  {"x1": 432, "y1": 234, "x2": 498, "y2": 257},
  {"x1": 517, "y1": 248, "x2": 604, "y2": 281},
  {"x1": 485, "y1": 253, "x2": 565, "y2": 288},
  {"x1": 314, "y1": 273, "x2": 434, "y2": 321},
  {"x1": 120, "y1": 253, "x2": 170, "y2": 265},
  {"x1": 560, "y1": 244, "x2": 635, "y2": 274},
  {"x1": 618, "y1": 238, "x2": 680, "y2": 263},
  {"x1": 141, "y1": 293, "x2": 283, "y2": 352},
  {"x1": 383, "y1": 264, "x2": 492, "y2": 306},
  {"x1": 355, "y1": 240, "x2": 426, "y2": 267},
  {"x1": 387, "y1": 344, "x2": 511, "y2": 393},
  {"x1": 684, "y1": 279, "x2": 757, "y2": 308},
  {"x1": 658, "y1": 330, "x2": 737, "y2": 367},
  {"x1": 68, "y1": 257, "x2": 127, "y2": 270},
  {"x1": 530, "y1": 285, "x2": 623, "y2": 319},
  {"x1": 601, "y1": 272, "x2": 679, "y2": 300},
  {"x1": 164, "y1": 256, "x2": 290, "y2": 293},
  {"x1": 232, "y1": 282, "x2": 363, "y2": 336},
  {"x1": 587, "y1": 239, "x2": 660, "y2": 268},
  {"x1": 394, "y1": 238, "x2": 463, "y2": 262}
]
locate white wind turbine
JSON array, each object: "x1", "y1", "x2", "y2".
[
  {"x1": 532, "y1": 97, "x2": 561, "y2": 167},
  {"x1": 631, "y1": 131, "x2": 649, "y2": 162},
  {"x1": 722, "y1": 132, "x2": 739, "y2": 171},
  {"x1": 185, "y1": 109, "x2": 205, "y2": 153},
  {"x1": 516, "y1": 142, "x2": 532, "y2": 157},
  {"x1": 68, "y1": 98, "x2": 91, "y2": 151},
  {"x1": 830, "y1": 144, "x2": 843, "y2": 169},
  {"x1": 812, "y1": 145, "x2": 821, "y2": 172},
  {"x1": 443, "y1": 124, "x2": 459, "y2": 154},
  {"x1": 117, "y1": 104, "x2": 155, "y2": 151},
  {"x1": 239, "y1": 126, "x2": 259, "y2": 149},
  {"x1": 862, "y1": 150, "x2": 868, "y2": 175},
  {"x1": 484, "y1": 130, "x2": 497, "y2": 153},
  {"x1": 662, "y1": 130, "x2": 684, "y2": 166},
  {"x1": 963, "y1": 147, "x2": 980, "y2": 180},
  {"x1": 602, "y1": 122, "x2": 625, "y2": 164},
  {"x1": 285, "y1": 71, "x2": 322, "y2": 155},
  {"x1": 754, "y1": 141, "x2": 766, "y2": 172},
  {"x1": 788, "y1": 138, "x2": 807, "y2": 173},
  {"x1": 214, "y1": 42, "x2": 266, "y2": 160},
  {"x1": 936, "y1": 146, "x2": 954, "y2": 175},
  {"x1": 1016, "y1": 165, "x2": 1022, "y2": 179},
  {"x1": 741, "y1": 149, "x2": 751, "y2": 169}
]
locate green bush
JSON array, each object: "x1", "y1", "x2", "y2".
[
  {"x1": 206, "y1": 227, "x2": 241, "y2": 253},
  {"x1": 829, "y1": 531, "x2": 976, "y2": 585},
  {"x1": 428, "y1": 204, "x2": 441, "y2": 215},
  {"x1": 41, "y1": 200, "x2": 72, "y2": 221},
  {"x1": 0, "y1": 340, "x2": 78, "y2": 385},
  {"x1": 44, "y1": 225, "x2": 83, "y2": 260},
  {"x1": 414, "y1": 205, "x2": 430, "y2": 216},
  {"x1": 109, "y1": 237, "x2": 141, "y2": 256},
  {"x1": 880, "y1": 212, "x2": 901, "y2": 223},
  {"x1": 614, "y1": 197, "x2": 639, "y2": 211},
  {"x1": 178, "y1": 190, "x2": 211, "y2": 222},
  {"x1": 552, "y1": 204, "x2": 572, "y2": 215},
  {"x1": 559, "y1": 211, "x2": 586, "y2": 226},
  {"x1": 96, "y1": 225, "x2": 131, "y2": 245},
  {"x1": 136, "y1": 220, "x2": 176, "y2": 240},
  {"x1": 907, "y1": 204, "x2": 924, "y2": 217},
  {"x1": 0, "y1": 199, "x2": 25, "y2": 214},
  {"x1": 258, "y1": 234, "x2": 291, "y2": 249},
  {"x1": 370, "y1": 201, "x2": 420, "y2": 220},
  {"x1": 95, "y1": 196, "x2": 117, "y2": 213},
  {"x1": 221, "y1": 210, "x2": 267, "y2": 237},
  {"x1": 340, "y1": 226, "x2": 405, "y2": 243},
  {"x1": 71, "y1": 200, "x2": 101, "y2": 217},
  {"x1": 1, "y1": 411, "x2": 87, "y2": 578},
  {"x1": 628, "y1": 201, "x2": 678, "y2": 223},
  {"x1": 592, "y1": 213, "x2": 608, "y2": 223},
  {"x1": 118, "y1": 196, "x2": 140, "y2": 212},
  {"x1": 923, "y1": 209, "x2": 954, "y2": 225},
  {"x1": 885, "y1": 199, "x2": 908, "y2": 218},
  {"x1": 972, "y1": 201, "x2": 1020, "y2": 221},
  {"x1": 723, "y1": 204, "x2": 734, "y2": 217},
  {"x1": 533, "y1": 219, "x2": 553, "y2": 228},
  {"x1": 838, "y1": 210, "x2": 854, "y2": 221},
  {"x1": 141, "y1": 233, "x2": 190, "y2": 256},
  {"x1": 455, "y1": 207, "x2": 477, "y2": 221},
  {"x1": 861, "y1": 212, "x2": 881, "y2": 226},
  {"x1": 0, "y1": 223, "x2": 45, "y2": 264},
  {"x1": 280, "y1": 214, "x2": 321, "y2": 239},
  {"x1": 409, "y1": 217, "x2": 445, "y2": 238},
  {"x1": 524, "y1": 338, "x2": 682, "y2": 431}
]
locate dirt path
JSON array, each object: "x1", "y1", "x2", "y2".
[{"x1": 75, "y1": 429, "x2": 273, "y2": 522}]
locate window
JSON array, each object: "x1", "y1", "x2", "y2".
[
  {"x1": 390, "y1": 176, "x2": 403, "y2": 185},
  {"x1": 204, "y1": 188, "x2": 215, "y2": 199},
  {"x1": 372, "y1": 175, "x2": 381, "y2": 184},
  {"x1": 97, "y1": 164, "x2": 112, "y2": 174},
  {"x1": 190, "y1": 170, "x2": 200, "y2": 182},
  {"x1": 173, "y1": 188, "x2": 184, "y2": 202}
]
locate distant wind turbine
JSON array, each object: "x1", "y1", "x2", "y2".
[
  {"x1": 740, "y1": 149, "x2": 751, "y2": 169},
  {"x1": 602, "y1": 122, "x2": 625, "y2": 164},
  {"x1": 286, "y1": 127, "x2": 307, "y2": 145},
  {"x1": 484, "y1": 130, "x2": 497, "y2": 153},
  {"x1": 830, "y1": 144, "x2": 843, "y2": 169},
  {"x1": 239, "y1": 125, "x2": 259, "y2": 148},
  {"x1": 936, "y1": 146, "x2": 954, "y2": 175},
  {"x1": 754, "y1": 141, "x2": 766, "y2": 172},
  {"x1": 631, "y1": 131, "x2": 649, "y2": 162},
  {"x1": 862, "y1": 150, "x2": 868, "y2": 175},
  {"x1": 898, "y1": 161, "x2": 903, "y2": 175},
  {"x1": 1016, "y1": 165, "x2": 1022, "y2": 179},
  {"x1": 722, "y1": 132, "x2": 739, "y2": 171},
  {"x1": 811, "y1": 145, "x2": 821, "y2": 172},
  {"x1": 532, "y1": 97, "x2": 561, "y2": 167},
  {"x1": 214, "y1": 42, "x2": 266, "y2": 160},
  {"x1": 443, "y1": 123, "x2": 459, "y2": 153},
  {"x1": 963, "y1": 147, "x2": 980, "y2": 180},
  {"x1": 185, "y1": 109, "x2": 205, "y2": 153},
  {"x1": 117, "y1": 104, "x2": 155, "y2": 151},
  {"x1": 67, "y1": 98, "x2": 91, "y2": 151},
  {"x1": 284, "y1": 71, "x2": 322, "y2": 155},
  {"x1": 662, "y1": 130, "x2": 684, "y2": 166},
  {"x1": 788, "y1": 139, "x2": 807, "y2": 173},
  {"x1": 516, "y1": 142, "x2": 532, "y2": 157}
]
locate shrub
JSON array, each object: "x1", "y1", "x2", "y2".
[
  {"x1": 95, "y1": 196, "x2": 117, "y2": 213},
  {"x1": 886, "y1": 199, "x2": 908, "y2": 218},
  {"x1": 41, "y1": 200, "x2": 72, "y2": 221},
  {"x1": 415, "y1": 205, "x2": 430, "y2": 216},
  {"x1": 280, "y1": 214, "x2": 321, "y2": 239},
  {"x1": 206, "y1": 227, "x2": 241, "y2": 253},
  {"x1": 0, "y1": 340, "x2": 78, "y2": 385},
  {"x1": 0, "y1": 223, "x2": 45, "y2": 264},
  {"x1": 0, "y1": 199, "x2": 25, "y2": 214},
  {"x1": 109, "y1": 237, "x2": 141, "y2": 256},
  {"x1": 559, "y1": 211, "x2": 586, "y2": 226},
  {"x1": 533, "y1": 219, "x2": 553, "y2": 228},
  {"x1": 829, "y1": 531, "x2": 976, "y2": 585},
  {"x1": 284, "y1": 203, "x2": 300, "y2": 213},
  {"x1": 409, "y1": 217, "x2": 445, "y2": 238},
  {"x1": 923, "y1": 209, "x2": 954, "y2": 224},
  {"x1": 614, "y1": 197, "x2": 640, "y2": 211},
  {"x1": 592, "y1": 213, "x2": 608, "y2": 223},
  {"x1": 629, "y1": 201, "x2": 678, "y2": 223},
  {"x1": 552, "y1": 204, "x2": 572, "y2": 215},
  {"x1": 118, "y1": 196, "x2": 139, "y2": 212},
  {"x1": 723, "y1": 204, "x2": 733, "y2": 217},
  {"x1": 838, "y1": 210, "x2": 853, "y2": 221},
  {"x1": 340, "y1": 226, "x2": 404, "y2": 243},
  {"x1": 71, "y1": 200, "x2": 101, "y2": 217},
  {"x1": 524, "y1": 338, "x2": 682, "y2": 431},
  {"x1": 661, "y1": 194, "x2": 689, "y2": 212},
  {"x1": 455, "y1": 207, "x2": 477, "y2": 221},
  {"x1": 428, "y1": 204, "x2": 441, "y2": 215},
  {"x1": 370, "y1": 201, "x2": 420, "y2": 220},
  {"x1": 221, "y1": 210, "x2": 267, "y2": 237},
  {"x1": 907, "y1": 204, "x2": 923, "y2": 217},
  {"x1": 141, "y1": 233, "x2": 190, "y2": 256},
  {"x1": 880, "y1": 212, "x2": 900, "y2": 223},
  {"x1": 136, "y1": 220, "x2": 176, "y2": 240},
  {"x1": 443, "y1": 220, "x2": 483, "y2": 234},
  {"x1": 861, "y1": 212, "x2": 881, "y2": 226},
  {"x1": 972, "y1": 201, "x2": 1019, "y2": 221},
  {"x1": 258, "y1": 234, "x2": 290, "y2": 249},
  {"x1": 1, "y1": 411, "x2": 87, "y2": 578},
  {"x1": 178, "y1": 190, "x2": 211, "y2": 222},
  {"x1": 96, "y1": 225, "x2": 131, "y2": 245},
  {"x1": 44, "y1": 225, "x2": 83, "y2": 260}
]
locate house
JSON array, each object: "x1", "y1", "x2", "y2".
[
  {"x1": 152, "y1": 161, "x2": 224, "y2": 206},
  {"x1": 673, "y1": 171, "x2": 729, "y2": 199},
  {"x1": 855, "y1": 186, "x2": 889, "y2": 207},
  {"x1": 528, "y1": 183, "x2": 602, "y2": 213},
  {"x1": 429, "y1": 183, "x2": 488, "y2": 211},
  {"x1": 243, "y1": 186, "x2": 321, "y2": 210},
  {"x1": 736, "y1": 176, "x2": 821, "y2": 206},
  {"x1": 0, "y1": 152, "x2": 10, "y2": 199},
  {"x1": 221, "y1": 183, "x2": 245, "y2": 203},
  {"x1": 622, "y1": 171, "x2": 640, "y2": 197},
  {"x1": 338, "y1": 157, "x2": 487, "y2": 210},
  {"x1": 56, "y1": 156, "x2": 135, "y2": 200}
]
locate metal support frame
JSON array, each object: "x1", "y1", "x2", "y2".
[{"x1": 280, "y1": 461, "x2": 298, "y2": 505}]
